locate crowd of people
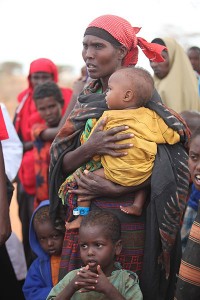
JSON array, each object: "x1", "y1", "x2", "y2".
[{"x1": 1, "y1": 13, "x2": 200, "y2": 300}]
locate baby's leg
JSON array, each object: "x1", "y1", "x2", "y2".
[
  {"x1": 65, "y1": 201, "x2": 90, "y2": 230},
  {"x1": 65, "y1": 168, "x2": 105, "y2": 230},
  {"x1": 120, "y1": 189, "x2": 147, "y2": 216}
]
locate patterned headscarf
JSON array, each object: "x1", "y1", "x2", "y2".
[{"x1": 84, "y1": 14, "x2": 166, "y2": 66}]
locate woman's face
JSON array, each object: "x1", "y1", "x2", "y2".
[
  {"x1": 188, "y1": 134, "x2": 200, "y2": 190},
  {"x1": 149, "y1": 50, "x2": 170, "y2": 79},
  {"x1": 30, "y1": 72, "x2": 53, "y2": 89},
  {"x1": 82, "y1": 35, "x2": 124, "y2": 82}
]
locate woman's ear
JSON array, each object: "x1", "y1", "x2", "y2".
[
  {"x1": 118, "y1": 45, "x2": 128, "y2": 61},
  {"x1": 115, "y1": 239, "x2": 122, "y2": 256}
]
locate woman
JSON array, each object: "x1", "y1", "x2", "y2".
[
  {"x1": 150, "y1": 37, "x2": 200, "y2": 113},
  {"x1": 14, "y1": 58, "x2": 73, "y2": 268},
  {"x1": 49, "y1": 15, "x2": 190, "y2": 300}
]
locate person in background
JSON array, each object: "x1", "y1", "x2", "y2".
[
  {"x1": 14, "y1": 58, "x2": 72, "y2": 268},
  {"x1": 187, "y1": 46, "x2": 200, "y2": 96},
  {"x1": 47, "y1": 210, "x2": 143, "y2": 300},
  {"x1": 0, "y1": 105, "x2": 11, "y2": 245},
  {"x1": 150, "y1": 37, "x2": 200, "y2": 113},
  {"x1": 32, "y1": 81, "x2": 64, "y2": 209},
  {"x1": 175, "y1": 126, "x2": 200, "y2": 300},
  {"x1": 22, "y1": 200, "x2": 65, "y2": 300},
  {"x1": 0, "y1": 105, "x2": 25, "y2": 299},
  {"x1": 179, "y1": 110, "x2": 200, "y2": 252},
  {"x1": 59, "y1": 67, "x2": 180, "y2": 230},
  {"x1": 49, "y1": 14, "x2": 190, "y2": 300}
]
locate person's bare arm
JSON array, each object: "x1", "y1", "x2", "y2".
[
  {"x1": 62, "y1": 117, "x2": 134, "y2": 175},
  {"x1": 70, "y1": 170, "x2": 151, "y2": 201},
  {"x1": 23, "y1": 141, "x2": 33, "y2": 151},
  {"x1": 0, "y1": 142, "x2": 11, "y2": 245}
]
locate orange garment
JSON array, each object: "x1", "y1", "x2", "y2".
[{"x1": 51, "y1": 255, "x2": 61, "y2": 286}]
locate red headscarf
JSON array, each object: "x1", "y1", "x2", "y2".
[
  {"x1": 28, "y1": 58, "x2": 58, "y2": 88},
  {"x1": 86, "y1": 14, "x2": 166, "y2": 66}
]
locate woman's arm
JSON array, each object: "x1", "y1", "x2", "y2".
[
  {"x1": 62, "y1": 117, "x2": 134, "y2": 174},
  {"x1": 70, "y1": 170, "x2": 151, "y2": 201},
  {"x1": 0, "y1": 142, "x2": 11, "y2": 245}
]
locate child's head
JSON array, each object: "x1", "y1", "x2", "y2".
[
  {"x1": 78, "y1": 210, "x2": 122, "y2": 275},
  {"x1": 33, "y1": 203, "x2": 65, "y2": 256},
  {"x1": 180, "y1": 110, "x2": 200, "y2": 134},
  {"x1": 188, "y1": 126, "x2": 200, "y2": 191},
  {"x1": 33, "y1": 81, "x2": 64, "y2": 127},
  {"x1": 105, "y1": 66, "x2": 154, "y2": 110}
]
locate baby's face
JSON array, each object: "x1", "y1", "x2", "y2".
[
  {"x1": 188, "y1": 134, "x2": 200, "y2": 190},
  {"x1": 105, "y1": 72, "x2": 129, "y2": 110}
]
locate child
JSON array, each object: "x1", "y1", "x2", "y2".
[
  {"x1": 46, "y1": 210, "x2": 143, "y2": 300},
  {"x1": 32, "y1": 81, "x2": 64, "y2": 209},
  {"x1": 175, "y1": 126, "x2": 200, "y2": 299},
  {"x1": 22, "y1": 200, "x2": 65, "y2": 300},
  {"x1": 59, "y1": 67, "x2": 180, "y2": 230}
]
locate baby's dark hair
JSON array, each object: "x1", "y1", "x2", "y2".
[
  {"x1": 119, "y1": 66, "x2": 154, "y2": 106},
  {"x1": 33, "y1": 204, "x2": 65, "y2": 235},
  {"x1": 80, "y1": 210, "x2": 121, "y2": 243},
  {"x1": 33, "y1": 81, "x2": 64, "y2": 106}
]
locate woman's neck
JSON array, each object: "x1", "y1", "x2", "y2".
[{"x1": 100, "y1": 77, "x2": 109, "y2": 92}]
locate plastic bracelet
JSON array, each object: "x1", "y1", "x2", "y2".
[
  {"x1": 73, "y1": 208, "x2": 80, "y2": 216},
  {"x1": 78, "y1": 207, "x2": 90, "y2": 216}
]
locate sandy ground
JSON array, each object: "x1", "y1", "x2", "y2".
[{"x1": 10, "y1": 183, "x2": 22, "y2": 240}]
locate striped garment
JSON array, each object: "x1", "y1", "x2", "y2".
[{"x1": 175, "y1": 201, "x2": 200, "y2": 300}]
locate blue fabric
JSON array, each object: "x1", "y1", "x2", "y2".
[
  {"x1": 187, "y1": 184, "x2": 200, "y2": 211},
  {"x1": 22, "y1": 200, "x2": 53, "y2": 300}
]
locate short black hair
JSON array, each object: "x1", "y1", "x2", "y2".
[
  {"x1": 189, "y1": 126, "x2": 200, "y2": 146},
  {"x1": 151, "y1": 38, "x2": 166, "y2": 47},
  {"x1": 33, "y1": 81, "x2": 64, "y2": 106},
  {"x1": 80, "y1": 210, "x2": 121, "y2": 243},
  {"x1": 187, "y1": 46, "x2": 200, "y2": 54}
]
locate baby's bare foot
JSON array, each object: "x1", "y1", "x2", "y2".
[{"x1": 120, "y1": 205, "x2": 142, "y2": 216}]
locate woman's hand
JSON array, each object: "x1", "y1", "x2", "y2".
[
  {"x1": 86, "y1": 117, "x2": 134, "y2": 158},
  {"x1": 62, "y1": 117, "x2": 134, "y2": 175}
]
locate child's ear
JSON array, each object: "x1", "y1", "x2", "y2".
[
  {"x1": 123, "y1": 90, "x2": 133, "y2": 102},
  {"x1": 115, "y1": 239, "x2": 122, "y2": 256}
]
